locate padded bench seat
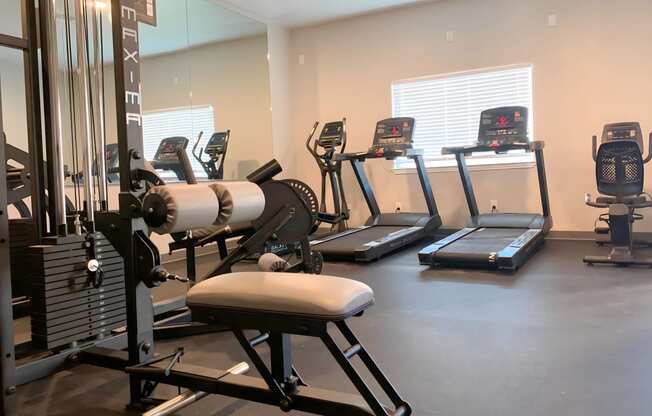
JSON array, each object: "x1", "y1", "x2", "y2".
[{"x1": 187, "y1": 272, "x2": 374, "y2": 321}]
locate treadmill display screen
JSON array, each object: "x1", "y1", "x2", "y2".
[
  {"x1": 477, "y1": 106, "x2": 529, "y2": 147},
  {"x1": 370, "y1": 117, "x2": 415, "y2": 153},
  {"x1": 153, "y1": 137, "x2": 189, "y2": 161}
]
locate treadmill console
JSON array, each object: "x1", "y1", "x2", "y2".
[
  {"x1": 318, "y1": 121, "x2": 345, "y2": 148},
  {"x1": 153, "y1": 136, "x2": 189, "y2": 162},
  {"x1": 477, "y1": 106, "x2": 529, "y2": 147},
  {"x1": 151, "y1": 136, "x2": 190, "y2": 180},
  {"x1": 205, "y1": 132, "x2": 228, "y2": 157},
  {"x1": 369, "y1": 117, "x2": 415, "y2": 156},
  {"x1": 601, "y1": 122, "x2": 643, "y2": 151}
]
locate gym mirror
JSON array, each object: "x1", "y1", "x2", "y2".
[{"x1": 136, "y1": 0, "x2": 272, "y2": 182}]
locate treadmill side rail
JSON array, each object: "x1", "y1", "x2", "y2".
[{"x1": 496, "y1": 229, "x2": 545, "y2": 270}]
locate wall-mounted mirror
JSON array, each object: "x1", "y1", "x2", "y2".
[{"x1": 103, "y1": 0, "x2": 272, "y2": 182}]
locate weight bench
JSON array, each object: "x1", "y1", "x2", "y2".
[{"x1": 129, "y1": 272, "x2": 411, "y2": 416}]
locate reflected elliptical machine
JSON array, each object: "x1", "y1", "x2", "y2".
[
  {"x1": 192, "y1": 130, "x2": 230, "y2": 180},
  {"x1": 311, "y1": 117, "x2": 441, "y2": 262},
  {"x1": 305, "y1": 119, "x2": 349, "y2": 233},
  {"x1": 419, "y1": 106, "x2": 552, "y2": 271},
  {"x1": 584, "y1": 122, "x2": 652, "y2": 266}
]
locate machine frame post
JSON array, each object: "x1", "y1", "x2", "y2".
[
  {"x1": 412, "y1": 154, "x2": 438, "y2": 217},
  {"x1": 350, "y1": 159, "x2": 381, "y2": 218},
  {"x1": 455, "y1": 152, "x2": 480, "y2": 217},
  {"x1": 110, "y1": 0, "x2": 155, "y2": 405},
  {"x1": 534, "y1": 146, "x2": 551, "y2": 218},
  {"x1": 0, "y1": 80, "x2": 17, "y2": 416}
]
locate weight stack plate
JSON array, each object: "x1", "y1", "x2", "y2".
[
  {"x1": 28, "y1": 232, "x2": 127, "y2": 350},
  {"x1": 9, "y1": 218, "x2": 37, "y2": 299}
]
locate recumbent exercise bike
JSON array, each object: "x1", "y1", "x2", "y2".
[{"x1": 584, "y1": 122, "x2": 652, "y2": 266}]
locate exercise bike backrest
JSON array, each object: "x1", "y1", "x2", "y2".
[
  {"x1": 306, "y1": 118, "x2": 347, "y2": 162},
  {"x1": 592, "y1": 122, "x2": 652, "y2": 198}
]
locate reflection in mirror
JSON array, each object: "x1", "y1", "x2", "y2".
[
  {"x1": 0, "y1": 0, "x2": 23, "y2": 37},
  {"x1": 0, "y1": 48, "x2": 28, "y2": 152},
  {"x1": 145, "y1": 0, "x2": 271, "y2": 181},
  {"x1": 102, "y1": 0, "x2": 272, "y2": 182}
]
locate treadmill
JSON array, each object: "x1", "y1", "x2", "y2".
[
  {"x1": 418, "y1": 106, "x2": 552, "y2": 271},
  {"x1": 311, "y1": 117, "x2": 442, "y2": 262}
]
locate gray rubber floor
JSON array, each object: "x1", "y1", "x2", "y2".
[{"x1": 14, "y1": 239, "x2": 652, "y2": 416}]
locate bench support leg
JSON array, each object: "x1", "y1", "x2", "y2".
[{"x1": 321, "y1": 321, "x2": 412, "y2": 416}]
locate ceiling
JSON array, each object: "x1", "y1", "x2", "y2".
[{"x1": 216, "y1": 0, "x2": 430, "y2": 28}]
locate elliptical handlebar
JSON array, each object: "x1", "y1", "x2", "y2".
[
  {"x1": 305, "y1": 121, "x2": 320, "y2": 159},
  {"x1": 339, "y1": 117, "x2": 347, "y2": 154},
  {"x1": 192, "y1": 131, "x2": 205, "y2": 163}
]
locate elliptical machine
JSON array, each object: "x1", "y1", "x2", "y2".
[
  {"x1": 306, "y1": 118, "x2": 349, "y2": 233},
  {"x1": 584, "y1": 122, "x2": 652, "y2": 266},
  {"x1": 192, "y1": 130, "x2": 230, "y2": 179}
]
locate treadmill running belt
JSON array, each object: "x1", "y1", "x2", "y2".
[
  {"x1": 439, "y1": 228, "x2": 528, "y2": 254},
  {"x1": 314, "y1": 225, "x2": 410, "y2": 253}
]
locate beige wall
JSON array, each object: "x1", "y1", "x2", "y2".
[{"x1": 288, "y1": 0, "x2": 652, "y2": 231}]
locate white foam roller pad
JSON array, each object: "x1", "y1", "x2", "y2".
[
  {"x1": 145, "y1": 184, "x2": 221, "y2": 234},
  {"x1": 208, "y1": 181, "x2": 265, "y2": 225}
]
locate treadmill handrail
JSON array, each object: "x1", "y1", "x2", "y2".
[
  {"x1": 448, "y1": 140, "x2": 551, "y2": 220},
  {"x1": 442, "y1": 141, "x2": 544, "y2": 155},
  {"x1": 336, "y1": 148, "x2": 424, "y2": 161}
]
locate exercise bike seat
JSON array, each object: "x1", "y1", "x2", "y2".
[{"x1": 187, "y1": 272, "x2": 374, "y2": 321}]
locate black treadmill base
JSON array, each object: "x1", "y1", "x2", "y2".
[
  {"x1": 425, "y1": 236, "x2": 546, "y2": 272},
  {"x1": 315, "y1": 226, "x2": 432, "y2": 263}
]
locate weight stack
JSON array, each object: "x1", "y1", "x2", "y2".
[
  {"x1": 28, "y1": 232, "x2": 127, "y2": 350},
  {"x1": 9, "y1": 218, "x2": 37, "y2": 300}
]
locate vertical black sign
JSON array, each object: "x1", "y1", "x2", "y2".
[{"x1": 111, "y1": 0, "x2": 154, "y2": 405}]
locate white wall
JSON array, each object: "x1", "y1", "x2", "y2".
[{"x1": 288, "y1": 0, "x2": 652, "y2": 231}]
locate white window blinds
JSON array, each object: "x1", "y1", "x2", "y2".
[
  {"x1": 142, "y1": 105, "x2": 215, "y2": 180},
  {"x1": 392, "y1": 65, "x2": 533, "y2": 168}
]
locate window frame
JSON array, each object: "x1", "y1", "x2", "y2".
[{"x1": 391, "y1": 63, "x2": 535, "y2": 172}]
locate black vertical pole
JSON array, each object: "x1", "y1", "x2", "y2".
[
  {"x1": 22, "y1": 0, "x2": 45, "y2": 239},
  {"x1": 37, "y1": 0, "x2": 60, "y2": 235},
  {"x1": 111, "y1": 0, "x2": 154, "y2": 406},
  {"x1": 455, "y1": 152, "x2": 479, "y2": 217},
  {"x1": 534, "y1": 144, "x2": 551, "y2": 218},
  {"x1": 269, "y1": 333, "x2": 293, "y2": 386},
  {"x1": 0, "y1": 81, "x2": 17, "y2": 416},
  {"x1": 350, "y1": 159, "x2": 381, "y2": 218},
  {"x1": 412, "y1": 155, "x2": 438, "y2": 217}
]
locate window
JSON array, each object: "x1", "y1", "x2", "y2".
[
  {"x1": 391, "y1": 64, "x2": 534, "y2": 169},
  {"x1": 142, "y1": 105, "x2": 215, "y2": 180}
]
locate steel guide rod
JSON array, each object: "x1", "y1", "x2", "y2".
[
  {"x1": 74, "y1": 0, "x2": 96, "y2": 224},
  {"x1": 42, "y1": 0, "x2": 70, "y2": 234},
  {"x1": 91, "y1": 5, "x2": 108, "y2": 210}
]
